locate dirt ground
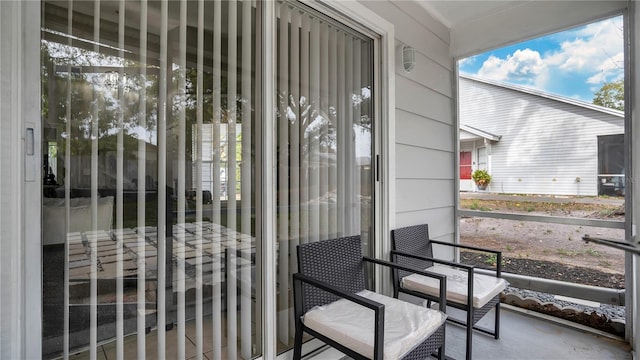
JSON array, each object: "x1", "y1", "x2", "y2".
[{"x1": 459, "y1": 197, "x2": 626, "y2": 289}]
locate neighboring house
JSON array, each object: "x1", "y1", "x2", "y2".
[{"x1": 459, "y1": 74, "x2": 624, "y2": 196}]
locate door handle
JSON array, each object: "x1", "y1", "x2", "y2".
[{"x1": 25, "y1": 123, "x2": 36, "y2": 182}]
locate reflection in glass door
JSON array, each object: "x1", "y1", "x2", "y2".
[
  {"x1": 41, "y1": 1, "x2": 261, "y2": 358},
  {"x1": 274, "y1": 0, "x2": 375, "y2": 352}
]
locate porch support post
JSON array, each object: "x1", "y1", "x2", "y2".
[{"x1": 629, "y1": 0, "x2": 639, "y2": 354}]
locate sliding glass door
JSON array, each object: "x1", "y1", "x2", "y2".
[
  {"x1": 274, "y1": 0, "x2": 375, "y2": 352},
  {"x1": 41, "y1": 0, "x2": 375, "y2": 358},
  {"x1": 41, "y1": 1, "x2": 261, "y2": 358}
]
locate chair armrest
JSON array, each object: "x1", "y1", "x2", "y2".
[
  {"x1": 429, "y1": 240, "x2": 501, "y2": 255},
  {"x1": 428, "y1": 240, "x2": 503, "y2": 276},
  {"x1": 363, "y1": 256, "x2": 447, "y2": 312},
  {"x1": 292, "y1": 272, "x2": 386, "y2": 359},
  {"x1": 391, "y1": 250, "x2": 474, "y2": 271}
]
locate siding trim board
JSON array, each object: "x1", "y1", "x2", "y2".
[{"x1": 460, "y1": 124, "x2": 501, "y2": 141}]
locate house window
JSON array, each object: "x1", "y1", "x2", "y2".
[
  {"x1": 274, "y1": 0, "x2": 375, "y2": 351},
  {"x1": 598, "y1": 134, "x2": 625, "y2": 196},
  {"x1": 477, "y1": 146, "x2": 487, "y2": 171}
]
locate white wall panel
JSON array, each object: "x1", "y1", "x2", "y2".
[
  {"x1": 395, "y1": 207, "x2": 455, "y2": 238},
  {"x1": 396, "y1": 145, "x2": 453, "y2": 180},
  {"x1": 459, "y1": 141, "x2": 478, "y2": 152},
  {"x1": 396, "y1": 76, "x2": 453, "y2": 125},
  {"x1": 396, "y1": 179, "x2": 454, "y2": 213},
  {"x1": 365, "y1": 1, "x2": 455, "y2": 246},
  {"x1": 390, "y1": 0, "x2": 449, "y2": 44},
  {"x1": 361, "y1": 0, "x2": 451, "y2": 70},
  {"x1": 396, "y1": 42, "x2": 452, "y2": 97},
  {"x1": 396, "y1": 110, "x2": 453, "y2": 152}
]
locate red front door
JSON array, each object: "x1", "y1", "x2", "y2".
[{"x1": 460, "y1": 152, "x2": 472, "y2": 180}]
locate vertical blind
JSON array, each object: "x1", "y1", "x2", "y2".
[
  {"x1": 41, "y1": 1, "x2": 260, "y2": 359},
  {"x1": 275, "y1": 0, "x2": 374, "y2": 348},
  {"x1": 41, "y1": 0, "x2": 373, "y2": 357}
]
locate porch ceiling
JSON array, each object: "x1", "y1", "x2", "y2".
[{"x1": 413, "y1": 0, "x2": 628, "y2": 58}]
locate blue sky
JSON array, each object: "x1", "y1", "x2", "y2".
[{"x1": 459, "y1": 16, "x2": 623, "y2": 103}]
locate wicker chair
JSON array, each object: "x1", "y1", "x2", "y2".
[
  {"x1": 293, "y1": 235, "x2": 448, "y2": 360},
  {"x1": 391, "y1": 224, "x2": 508, "y2": 360}
]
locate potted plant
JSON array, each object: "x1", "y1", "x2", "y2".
[{"x1": 472, "y1": 169, "x2": 491, "y2": 190}]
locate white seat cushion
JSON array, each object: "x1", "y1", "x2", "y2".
[
  {"x1": 402, "y1": 264, "x2": 508, "y2": 308},
  {"x1": 303, "y1": 289, "x2": 446, "y2": 359},
  {"x1": 42, "y1": 196, "x2": 114, "y2": 245}
]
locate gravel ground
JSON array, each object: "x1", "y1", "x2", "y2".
[
  {"x1": 457, "y1": 192, "x2": 628, "y2": 337},
  {"x1": 460, "y1": 251, "x2": 626, "y2": 335}
]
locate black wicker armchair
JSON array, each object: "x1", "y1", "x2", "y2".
[
  {"x1": 391, "y1": 224, "x2": 508, "y2": 360},
  {"x1": 293, "y1": 235, "x2": 448, "y2": 360}
]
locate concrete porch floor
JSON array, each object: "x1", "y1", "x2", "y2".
[
  {"x1": 64, "y1": 305, "x2": 632, "y2": 359},
  {"x1": 306, "y1": 305, "x2": 632, "y2": 360}
]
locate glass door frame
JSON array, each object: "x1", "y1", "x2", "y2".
[
  {"x1": 264, "y1": 1, "x2": 395, "y2": 358},
  {"x1": 25, "y1": 0, "x2": 395, "y2": 358}
]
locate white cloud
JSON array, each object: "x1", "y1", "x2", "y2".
[
  {"x1": 458, "y1": 55, "x2": 477, "y2": 69},
  {"x1": 477, "y1": 49, "x2": 545, "y2": 84},
  {"x1": 586, "y1": 52, "x2": 624, "y2": 84},
  {"x1": 546, "y1": 17, "x2": 623, "y2": 81},
  {"x1": 474, "y1": 16, "x2": 623, "y2": 93}
]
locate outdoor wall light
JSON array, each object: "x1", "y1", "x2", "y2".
[{"x1": 401, "y1": 45, "x2": 416, "y2": 73}]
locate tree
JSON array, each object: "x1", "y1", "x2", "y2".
[{"x1": 593, "y1": 79, "x2": 624, "y2": 111}]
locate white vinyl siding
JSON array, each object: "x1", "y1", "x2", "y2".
[
  {"x1": 460, "y1": 77, "x2": 624, "y2": 196},
  {"x1": 397, "y1": 110, "x2": 453, "y2": 153},
  {"x1": 396, "y1": 146, "x2": 454, "y2": 180},
  {"x1": 364, "y1": 1, "x2": 455, "y2": 244}
]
